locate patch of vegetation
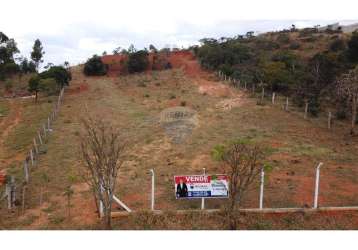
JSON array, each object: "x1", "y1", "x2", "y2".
[{"x1": 84, "y1": 55, "x2": 108, "y2": 76}]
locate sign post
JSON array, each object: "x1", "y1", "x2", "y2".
[
  {"x1": 201, "y1": 168, "x2": 205, "y2": 210},
  {"x1": 174, "y1": 174, "x2": 229, "y2": 199}
]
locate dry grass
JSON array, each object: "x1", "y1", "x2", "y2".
[{"x1": 1, "y1": 65, "x2": 358, "y2": 229}]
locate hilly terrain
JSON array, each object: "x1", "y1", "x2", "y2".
[{"x1": 1, "y1": 26, "x2": 358, "y2": 229}]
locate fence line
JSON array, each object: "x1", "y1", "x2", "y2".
[
  {"x1": 216, "y1": 71, "x2": 337, "y2": 130},
  {"x1": 2, "y1": 87, "x2": 65, "y2": 211}
]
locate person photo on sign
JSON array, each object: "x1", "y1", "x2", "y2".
[{"x1": 176, "y1": 178, "x2": 188, "y2": 198}]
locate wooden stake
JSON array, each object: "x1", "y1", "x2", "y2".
[
  {"x1": 304, "y1": 101, "x2": 309, "y2": 119},
  {"x1": 23, "y1": 160, "x2": 29, "y2": 183},
  {"x1": 33, "y1": 138, "x2": 39, "y2": 154},
  {"x1": 328, "y1": 112, "x2": 332, "y2": 129},
  {"x1": 261, "y1": 87, "x2": 265, "y2": 102},
  {"x1": 38, "y1": 131, "x2": 43, "y2": 145},
  {"x1": 43, "y1": 124, "x2": 47, "y2": 138},
  {"x1": 272, "y1": 92, "x2": 276, "y2": 105},
  {"x1": 30, "y1": 149, "x2": 34, "y2": 166},
  {"x1": 285, "y1": 97, "x2": 289, "y2": 111},
  {"x1": 22, "y1": 185, "x2": 27, "y2": 214},
  {"x1": 48, "y1": 117, "x2": 51, "y2": 130}
]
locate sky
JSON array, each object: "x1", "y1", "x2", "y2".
[{"x1": 1, "y1": 0, "x2": 358, "y2": 67}]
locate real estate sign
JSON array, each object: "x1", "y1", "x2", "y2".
[{"x1": 174, "y1": 175, "x2": 229, "y2": 199}]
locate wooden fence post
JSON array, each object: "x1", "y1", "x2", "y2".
[
  {"x1": 244, "y1": 81, "x2": 247, "y2": 90},
  {"x1": 43, "y1": 124, "x2": 47, "y2": 138},
  {"x1": 5, "y1": 182, "x2": 11, "y2": 209},
  {"x1": 48, "y1": 117, "x2": 51, "y2": 130},
  {"x1": 38, "y1": 131, "x2": 43, "y2": 145},
  {"x1": 252, "y1": 84, "x2": 255, "y2": 94},
  {"x1": 30, "y1": 149, "x2": 34, "y2": 166},
  {"x1": 23, "y1": 160, "x2": 29, "y2": 183},
  {"x1": 22, "y1": 185, "x2": 27, "y2": 214},
  {"x1": 304, "y1": 101, "x2": 309, "y2": 119},
  {"x1": 272, "y1": 92, "x2": 276, "y2": 105},
  {"x1": 261, "y1": 87, "x2": 265, "y2": 102},
  {"x1": 33, "y1": 138, "x2": 39, "y2": 154},
  {"x1": 285, "y1": 97, "x2": 289, "y2": 111},
  {"x1": 328, "y1": 112, "x2": 332, "y2": 129}
]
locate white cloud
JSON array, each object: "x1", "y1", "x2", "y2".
[{"x1": 1, "y1": 0, "x2": 358, "y2": 66}]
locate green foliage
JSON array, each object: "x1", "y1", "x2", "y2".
[
  {"x1": 4, "y1": 79, "x2": 12, "y2": 91},
  {"x1": 347, "y1": 31, "x2": 358, "y2": 62},
  {"x1": 197, "y1": 38, "x2": 252, "y2": 69},
  {"x1": 330, "y1": 38, "x2": 346, "y2": 52},
  {"x1": 40, "y1": 65, "x2": 71, "y2": 88},
  {"x1": 211, "y1": 144, "x2": 226, "y2": 161},
  {"x1": 20, "y1": 58, "x2": 36, "y2": 73},
  {"x1": 276, "y1": 33, "x2": 290, "y2": 44},
  {"x1": 289, "y1": 41, "x2": 300, "y2": 50},
  {"x1": 31, "y1": 39, "x2": 45, "y2": 70},
  {"x1": 127, "y1": 50, "x2": 149, "y2": 73},
  {"x1": 28, "y1": 75, "x2": 41, "y2": 101},
  {"x1": 84, "y1": 55, "x2": 108, "y2": 76},
  {"x1": 39, "y1": 78, "x2": 58, "y2": 95}
]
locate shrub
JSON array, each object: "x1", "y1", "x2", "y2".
[
  {"x1": 83, "y1": 55, "x2": 108, "y2": 76},
  {"x1": 211, "y1": 144, "x2": 226, "y2": 161},
  {"x1": 39, "y1": 78, "x2": 58, "y2": 95},
  {"x1": 40, "y1": 66, "x2": 71, "y2": 88},
  {"x1": 127, "y1": 50, "x2": 149, "y2": 73},
  {"x1": 289, "y1": 41, "x2": 300, "y2": 50},
  {"x1": 4, "y1": 80, "x2": 12, "y2": 91},
  {"x1": 330, "y1": 38, "x2": 346, "y2": 51},
  {"x1": 276, "y1": 33, "x2": 290, "y2": 44}
]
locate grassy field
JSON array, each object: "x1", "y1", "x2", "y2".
[{"x1": 1, "y1": 62, "x2": 358, "y2": 229}]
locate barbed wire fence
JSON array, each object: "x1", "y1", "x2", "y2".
[
  {"x1": 215, "y1": 70, "x2": 336, "y2": 130},
  {"x1": 1, "y1": 87, "x2": 65, "y2": 213}
]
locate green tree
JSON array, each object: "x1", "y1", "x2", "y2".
[
  {"x1": 83, "y1": 55, "x2": 108, "y2": 76},
  {"x1": 31, "y1": 39, "x2": 45, "y2": 70},
  {"x1": 347, "y1": 31, "x2": 358, "y2": 63},
  {"x1": 40, "y1": 65, "x2": 71, "y2": 88},
  {"x1": 127, "y1": 50, "x2": 149, "y2": 73},
  {"x1": 337, "y1": 66, "x2": 358, "y2": 135},
  {"x1": 28, "y1": 75, "x2": 41, "y2": 102}
]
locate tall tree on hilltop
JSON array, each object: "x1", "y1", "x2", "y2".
[{"x1": 31, "y1": 39, "x2": 45, "y2": 71}]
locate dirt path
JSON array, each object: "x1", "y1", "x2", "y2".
[
  {"x1": 169, "y1": 53, "x2": 246, "y2": 109},
  {"x1": 0, "y1": 99, "x2": 23, "y2": 169}
]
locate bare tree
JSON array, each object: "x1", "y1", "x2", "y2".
[
  {"x1": 337, "y1": 66, "x2": 358, "y2": 135},
  {"x1": 223, "y1": 142, "x2": 263, "y2": 229},
  {"x1": 80, "y1": 117, "x2": 126, "y2": 229}
]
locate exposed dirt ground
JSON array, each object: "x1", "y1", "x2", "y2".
[{"x1": 1, "y1": 52, "x2": 358, "y2": 229}]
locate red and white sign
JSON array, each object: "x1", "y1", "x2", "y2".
[{"x1": 174, "y1": 175, "x2": 229, "y2": 199}]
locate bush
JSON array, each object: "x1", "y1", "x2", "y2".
[
  {"x1": 276, "y1": 33, "x2": 290, "y2": 44},
  {"x1": 289, "y1": 41, "x2": 300, "y2": 50},
  {"x1": 127, "y1": 50, "x2": 149, "y2": 73},
  {"x1": 40, "y1": 66, "x2": 71, "y2": 88},
  {"x1": 347, "y1": 31, "x2": 358, "y2": 62},
  {"x1": 83, "y1": 55, "x2": 108, "y2": 76},
  {"x1": 330, "y1": 39, "x2": 346, "y2": 51},
  {"x1": 4, "y1": 80, "x2": 12, "y2": 91},
  {"x1": 39, "y1": 78, "x2": 58, "y2": 95}
]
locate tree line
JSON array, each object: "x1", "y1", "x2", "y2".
[
  {"x1": 194, "y1": 27, "x2": 358, "y2": 134},
  {"x1": 83, "y1": 44, "x2": 172, "y2": 76},
  {"x1": 0, "y1": 31, "x2": 71, "y2": 101}
]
